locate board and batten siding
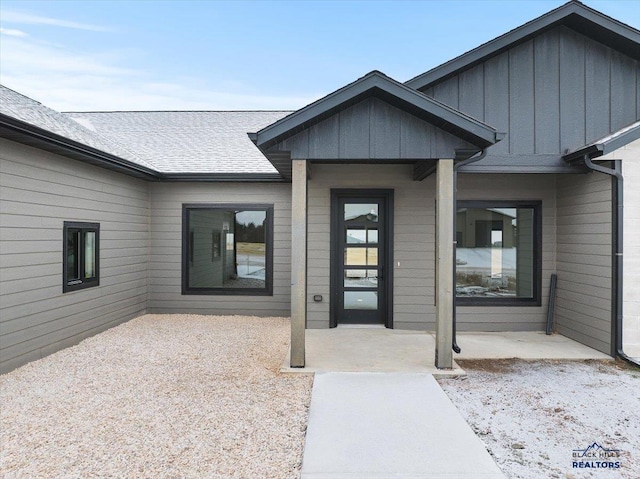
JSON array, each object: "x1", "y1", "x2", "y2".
[
  {"x1": 0, "y1": 139, "x2": 149, "y2": 374},
  {"x1": 421, "y1": 26, "x2": 640, "y2": 161},
  {"x1": 456, "y1": 174, "x2": 557, "y2": 331},
  {"x1": 148, "y1": 182, "x2": 291, "y2": 316},
  {"x1": 274, "y1": 97, "x2": 477, "y2": 161},
  {"x1": 555, "y1": 172, "x2": 612, "y2": 355}
]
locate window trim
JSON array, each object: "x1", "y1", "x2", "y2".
[
  {"x1": 456, "y1": 200, "x2": 542, "y2": 307},
  {"x1": 63, "y1": 221, "x2": 100, "y2": 293},
  {"x1": 181, "y1": 203, "x2": 274, "y2": 296}
]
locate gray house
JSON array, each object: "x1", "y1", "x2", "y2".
[{"x1": 1, "y1": 0, "x2": 639, "y2": 373}]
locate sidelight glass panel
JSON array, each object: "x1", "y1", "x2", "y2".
[
  {"x1": 344, "y1": 291, "x2": 378, "y2": 310},
  {"x1": 84, "y1": 231, "x2": 96, "y2": 279},
  {"x1": 344, "y1": 247, "x2": 378, "y2": 266},
  {"x1": 345, "y1": 203, "x2": 378, "y2": 223},
  {"x1": 367, "y1": 229, "x2": 378, "y2": 244},
  {"x1": 344, "y1": 269, "x2": 378, "y2": 288},
  {"x1": 456, "y1": 206, "x2": 535, "y2": 299}
]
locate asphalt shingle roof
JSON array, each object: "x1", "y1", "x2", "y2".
[
  {"x1": 0, "y1": 85, "x2": 156, "y2": 170},
  {"x1": 1, "y1": 85, "x2": 291, "y2": 175},
  {"x1": 66, "y1": 111, "x2": 291, "y2": 174}
]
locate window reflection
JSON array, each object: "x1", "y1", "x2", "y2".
[
  {"x1": 345, "y1": 247, "x2": 378, "y2": 266},
  {"x1": 344, "y1": 291, "x2": 378, "y2": 310},
  {"x1": 188, "y1": 209, "x2": 267, "y2": 290},
  {"x1": 456, "y1": 206, "x2": 535, "y2": 298},
  {"x1": 345, "y1": 204, "x2": 378, "y2": 222}
]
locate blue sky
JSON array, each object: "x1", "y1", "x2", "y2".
[{"x1": 1, "y1": 0, "x2": 638, "y2": 111}]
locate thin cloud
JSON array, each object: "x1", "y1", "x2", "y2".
[
  {"x1": 1, "y1": 36, "x2": 137, "y2": 77},
  {"x1": 1, "y1": 10, "x2": 111, "y2": 32},
  {"x1": 0, "y1": 33, "x2": 317, "y2": 111},
  {"x1": 0, "y1": 27, "x2": 28, "y2": 37}
]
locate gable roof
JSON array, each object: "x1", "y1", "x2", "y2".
[
  {"x1": 67, "y1": 111, "x2": 290, "y2": 175},
  {"x1": 564, "y1": 120, "x2": 640, "y2": 162},
  {"x1": 406, "y1": 0, "x2": 640, "y2": 90},
  {"x1": 251, "y1": 70, "x2": 502, "y2": 155}
]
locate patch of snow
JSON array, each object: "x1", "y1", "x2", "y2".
[{"x1": 438, "y1": 360, "x2": 640, "y2": 479}]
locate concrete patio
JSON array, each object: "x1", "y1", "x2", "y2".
[{"x1": 281, "y1": 326, "x2": 612, "y2": 375}]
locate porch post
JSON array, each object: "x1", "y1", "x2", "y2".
[
  {"x1": 290, "y1": 159, "x2": 307, "y2": 367},
  {"x1": 435, "y1": 158, "x2": 454, "y2": 369}
]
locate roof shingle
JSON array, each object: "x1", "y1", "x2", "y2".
[
  {"x1": 0, "y1": 85, "x2": 156, "y2": 170},
  {"x1": 66, "y1": 111, "x2": 291, "y2": 174}
]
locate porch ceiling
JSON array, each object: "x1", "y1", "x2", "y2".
[{"x1": 248, "y1": 71, "x2": 502, "y2": 180}]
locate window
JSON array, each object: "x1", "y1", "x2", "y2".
[
  {"x1": 63, "y1": 222, "x2": 99, "y2": 292},
  {"x1": 182, "y1": 204, "x2": 273, "y2": 295},
  {"x1": 456, "y1": 201, "x2": 541, "y2": 306}
]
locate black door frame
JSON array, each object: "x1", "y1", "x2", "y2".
[{"x1": 330, "y1": 189, "x2": 394, "y2": 328}]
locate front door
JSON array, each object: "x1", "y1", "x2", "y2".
[{"x1": 331, "y1": 190, "x2": 393, "y2": 327}]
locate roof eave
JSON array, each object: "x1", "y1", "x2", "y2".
[
  {"x1": 0, "y1": 113, "x2": 160, "y2": 180},
  {"x1": 160, "y1": 172, "x2": 285, "y2": 182},
  {"x1": 563, "y1": 122, "x2": 640, "y2": 162},
  {"x1": 1, "y1": 113, "x2": 286, "y2": 182}
]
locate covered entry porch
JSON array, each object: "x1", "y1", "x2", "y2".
[
  {"x1": 251, "y1": 71, "x2": 502, "y2": 370},
  {"x1": 280, "y1": 328, "x2": 611, "y2": 375}
]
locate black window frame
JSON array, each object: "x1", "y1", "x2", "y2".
[
  {"x1": 456, "y1": 200, "x2": 542, "y2": 307},
  {"x1": 63, "y1": 221, "x2": 100, "y2": 293},
  {"x1": 182, "y1": 203, "x2": 274, "y2": 296}
]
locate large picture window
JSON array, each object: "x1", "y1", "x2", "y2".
[
  {"x1": 63, "y1": 222, "x2": 100, "y2": 293},
  {"x1": 182, "y1": 204, "x2": 273, "y2": 295},
  {"x1": 456, "y1": 201, "x2": 541, "y2": 306}
]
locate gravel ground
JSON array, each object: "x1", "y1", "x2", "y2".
[
  {"x1": 4, "y1": 317, "x2": 639, "y2": 479},
  {"x1": 0, "y1": 315, "x2": 313, "y2": 479},
  {"x1": 438, "y1": 359, "x2": 640, "y2": 479}
]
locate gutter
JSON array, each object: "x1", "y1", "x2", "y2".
[
  {"x1": 582, "y1": 154, "x2": 639, "y2": 367},
  {"x1": 451, "y1": 148, "x2": 488, "y2": 354},
  {"x1": 1, "y1": 114, "x2": 159, "y2": 180},
  {"x1": 2, "y1": 115, "x2": 286, "y2": 182}
]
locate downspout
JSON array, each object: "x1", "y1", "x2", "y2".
[
  {"x1": 451, "y1": 149, "x2": 487, "y2": 353},
  {"x1": 582, "y1": 155, "x2": 638, "y2": 367}
]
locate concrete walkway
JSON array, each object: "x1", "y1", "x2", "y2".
[{"x1": 301, "y1": 372, "x2": 506, "y2": 479}]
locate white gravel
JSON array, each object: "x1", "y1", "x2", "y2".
[
  {"x1": 438, "y1": 359, "x2": 640, "y2": 479},
  {"x1": 4, "y1": 317, "x2": 639, "y2": 479},
  {"x1": 0, "y1": 315, "x2": 313, "y2": 479}
]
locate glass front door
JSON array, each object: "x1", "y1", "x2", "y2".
[{"x1": 335, "y1": 195, "x2": 388, "y2": 324}]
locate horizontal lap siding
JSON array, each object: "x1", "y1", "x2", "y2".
[
  {"x1": 148, "y1": 182, "x2": 291, "y2": 316},
  {"x1": 555, "y1": 172, "x2": 612, "y2": 355},
  {"x1": 0, "y1": 139, "x2": 149, "y2": 374},
  {"x1": 307, "y1": 164, "x2": 435, "y2": 329},
  {"x1": 456, "y1": 174, "x2": 557, "y2": 331}
]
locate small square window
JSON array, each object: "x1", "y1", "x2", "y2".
[{"x1": 63, "y1": 222, "x2": 100, "y2": 293}]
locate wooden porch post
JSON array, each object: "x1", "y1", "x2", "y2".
[
  {"x1": 436, "y1": 159, "x2": 454, "y2": 369},
  {"x1": 290, "y1": 159, "x2": 307, "y2": 367}
]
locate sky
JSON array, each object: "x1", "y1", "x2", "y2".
[{"x1": 1, "y1": 0, "x2": 638, "y2": 112}]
